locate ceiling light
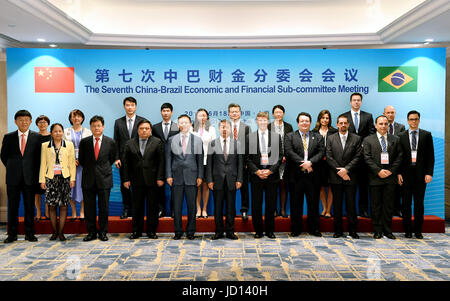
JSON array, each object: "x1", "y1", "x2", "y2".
[
  {"x1": 37, "y1": 38, "x2": 46, "y2": 42},
  {"x1": 425, "y1": 39, "x2": 433, "y2": 42},
  {"x1": 424, "y1": 42, "x2": 430, "y2": 45},
  {"x1": 49, "y1": 44, "x2": 57, "y2": 48}
]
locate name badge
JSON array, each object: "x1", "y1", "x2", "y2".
[
  {"x1": 75, "y1": 148, "x2": 79, "y2": 160},
  {"x1": 381, "y1": 152, "x2": 389, "y2": 165},
  {"x1": 260, "y1": 153, "x2": 269, "y2": 166},
  {"x1": 411, "y1": 151, "x2": 417, "y2": 164},
  {"x1": 54, "y1": 164, "x2": 62, "y2": 175}
]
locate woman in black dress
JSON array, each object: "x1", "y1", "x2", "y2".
[{"x1": 35, "y1": 115, "x2": 51, "y2": 221}]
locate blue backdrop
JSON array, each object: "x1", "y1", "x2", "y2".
[{"x1": 6, "y1": 48, "x2": 446, "y2": 218}]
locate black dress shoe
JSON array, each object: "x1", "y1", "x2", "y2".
[
  {"x1": 254, "y1": 233, "x2": 263, "y2": 239},
  {"x1": 373, "y1": 232, "x2": 383, "y2": 239},
  {"x1": 349, "y1": 232, "x2": 360, "y2": 239},
  {"x1": 98, "y1": 233, "x2": 108, "y2": 241},
  {"x1": 266, "y1": 232, "x2": 276, "y2": 239},
  {"x1": 211, "y1": 233, "x2": 224, "y2": 240},
  {"x1": 226, "y1": 233, "x2": 238, "y2": 240},
  {"x1": 58, "y1": 234, "x2": 66, "y2": 241},
  {"x1": 173, "y1": 233, "x2": 183, "y2": 240},
  {"x1": 385, "y1": 233, "x2": 396, "y2": 240},
  {"x1": 186, "y1": 234, "x2": 195, "y2": 240},
  {"x1": 83, "y1": 233, "x2": 97, "y2": 241},
  {"x1": 49, "y1": 233, "x2": 58, "y2": 241},
  {"x1": 405, "y1": 233, "x2": 413, "y2": 238},
  {"x1": 415, "y1": 233, "x2": 423, "y2": 239},
  {"x1": 241, "y1": 211, "x2": 248, "y2": 221},
  {"x1": 129, "y1": 232, "x2": 141, "y2": 239},
  {"x1": 290, "y1": 232, "x2": 301, "y2": 237},
  {"x1": 4, "y1": 235, "x2": 18, "y2": 243},
  {"x1": 120, "y1": 209, "x2": 129, "y2": 219},
  {"x1": 25, "y1": 234, "x2": 38, "y2": 242},
  {"x1": 359, "y1": 209, "x2": 369, "y2": 218},
  {"x1": 147, "y1": 233, "x2": 158, "y2": 239},
  {"x1": 309, "y1": 231, "x2": 322, "y2": 237},
  {"x1": 333, "y1": 233, "x2": 344, "y2": 238}
]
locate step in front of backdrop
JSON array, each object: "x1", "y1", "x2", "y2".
[{"x1": 16, "y1": 215, "x2": 445, "y2": 234}]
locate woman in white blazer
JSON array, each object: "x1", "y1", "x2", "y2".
[
  {"x1": 191, "y1": 108, "x2": 216, "y2": 218},
  {"x1": 63, "y1": 109, "x2": 92, "y2": 221}
]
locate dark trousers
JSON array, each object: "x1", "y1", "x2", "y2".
[
  {"x1": 83, "y1": 186, "x2": 110, "y2": 234},
  {"x1": 369, "y1": 184, "x2": 395, "y2": 234},
  {"x1": 402, "y1": 171, "x2": 426, "y2": 234},
  {"x1": 7, "y1": 180, "x2": 35, "y2": 236},
  {"x1": 393, "y1": 184, "x2": 402, "y2": 214},
  {"x1": 331, "y1": 184, "x2": 357, "y2": 234},
  {"x1": 240, "y1": 167, "x2": 249, "y2": 213},
  {"x1": 131, "y1": 185, "x2": 159, "y2": 234},
  {"x1": 213, "y1": 178, "x2": 237, "y2": 234},
  {"x1": 290, "y1": 172, "x2": 320, "y2": 233},
  {"x1": 156, "y1": 185, "x2": 166, "y2": 214},
  {"x1": 356, "y1": 163, "x2": 369, "y2": 213},
  {"x1": 250, "y1": 180, "x2": 277, "y2": 234},
  {"x1": 172, "y1": 185, "x2": 197, "y2": 235},
  {"x1": 119, "y1": 166, "x2": 132, "y2": 213}
]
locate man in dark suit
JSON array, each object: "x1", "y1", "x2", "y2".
[
  {"x1": 1, "y1": 110, "x2": 41, "y2": 243},
  {"x1": 363, "y1": 115, "x2": 402, "y2": 240},
  {"x1": 285, "y1": 112, "x2": 325, "y2": 237},
  {"x1": 79, "y1": 116, "x2": 118, "y2": 242},
  {"x1": 246, "y1": 112, "x2": 282, "y2": 239},
  {"x1": 383, "y1": 105, "x2": 406, "y2": 217},
  {"x1": 166, "y1": 114, "x2": 203, "y2": 240},
  {"x1": 151, "y1": 103, "x2": 179, "y2": 217},
  {"x1": 342, "y1": 92, "x2": 375, "y2": 218},
  {"x1": 398, "y1": 110, "x2": 434, "y2": 239},
  {"x1": 114, "y1": 96, "x2": 145, "y2": 219},
  {"x1": 206, "y1": 120, "x2": 243, "y2": 240},
  {"x1": 326, "y1": 114, "x2": 362, "y2": 239},
  {"x1": 122, "y1": 119, "x2": 165, "y2": 239},
  {"x1": 228, "y1": 103, "x2": 252, "y2": 221}
]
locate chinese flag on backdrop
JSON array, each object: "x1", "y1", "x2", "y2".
[{"x1": 35, "y1": 67, "x2": 75, "y2": 93}]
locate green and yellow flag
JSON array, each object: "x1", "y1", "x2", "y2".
[{"x1": 378, "y1": 66, "x2": 418, "y2": 92}]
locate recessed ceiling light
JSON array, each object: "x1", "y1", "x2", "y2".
[
  {"x1": 424, "y1": 42, "x2": 430, "y2": 45},
  {"x1": 425, "y1": 38, "x2": 433, "y2": 42},
  {"x1": 49, "y1": 44, "x2": 57, "y2": 48},
  {"x1": 37, "y1": 38, "x2": 46, "y2": 42},
  {"x1": 7, "y1": 24, "x2": 16, "y2": 28}
]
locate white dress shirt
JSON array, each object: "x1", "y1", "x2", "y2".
[
  {"x1": 339, "y1": 132, "x2": 348, "y2": 149},
  {"x1": 18, "y1": 129, "x2": 30, "y2": 151},
  {"x1": 376, "y1": 132, "x2": 388, "y2": 151},
  {"x1": 127, "y1": 115, "x2": 136, "y2": 132},
  {"x1": 231, "y1": 119, "x2": 241, "y2": 135},
  {"x1": 258, "y1": 129, "x2": 269, "y2": 153},
  {"x1": 351, "y1": 109, "x2": 361, "y2": 129},
  {"x1": 408, "y1": 128, "x2": 420, "y2": 150},
  {"x1": 220, "y1": 136, "x2": 231, "y2": 155},
  {"x1": 93, "y1": 135, "x2": 103, "y2": 149}
]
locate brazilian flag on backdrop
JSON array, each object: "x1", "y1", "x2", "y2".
[{"x1": 378, "y1": 66, "x2": 418, "y2": 92}]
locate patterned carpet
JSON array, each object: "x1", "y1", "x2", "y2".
[{"x1": 0, "y1": 224, "x2": 449, "y2": 281}]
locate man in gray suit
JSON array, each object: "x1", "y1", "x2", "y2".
[
  {"x1": 207, "y1": 120, "x2": 243, "y2": 240},
  {"x1": 363, "y1": 115, "x2": 403, "y2": 240},
  {"x1": 383, "y1": 105, "x2": 406, "y2": 217},
  {"x1": 326, "y1": 114, "x2": 362, "y2": 239},
  {"x1": 166, "y1": 114, "x2": 204, "y2": 240}
]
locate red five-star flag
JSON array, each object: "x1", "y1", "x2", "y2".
[{"x1": 35, "y1": 67, "x2": 75, "y2": 93}]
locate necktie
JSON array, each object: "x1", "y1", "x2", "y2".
[
  {"x1": 354, "y1": 112, "x2": 359, "y2": 133},
  {"x1": 233, "y1": 125, "x2": 238, "y2": 140},
  {"x1": 140, "y1": 139, "x2": 147, "y2": 156},
  {"x1": 411, "y1": 131, "x2": 417, "y2": 151},
  {"x1": 302, "y1": 132, "x2": 308, "y2": 152},
  {"x1": 341, "y1": 135, "x2": 347, "y2": 150},
  {"x1": 389, "y1": 123, "x2": 393, "y2": 135},
  {"x1": 261, "y1": 132, "x2": 267, "y2": 153},
  {"x1": 20, "y1": 134, "x2": 26, "y2": 156},
  {"x1": 164, "y1": 123, "x2": 169, "y2": 140},
  {"x1": 182, "y1": 135, "x2": 187, "y2": 155},
  {"x1": 94, "y1": 137, "x2": 100, "y2": 160},
  {"x1": 380, "y1": 135, "x2": 387, "y2": 152},
  {"x1": 223, "y1": 139, "x2": 228, "y2": 161},
  {"x1": 128, "y1": 119, "x2": 133, "y2": 138}
]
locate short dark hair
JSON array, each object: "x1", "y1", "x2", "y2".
[
  {"x1": 336, "y1": 114, "x2": 349, "y2": 123},
  {"x1": 407, "y1": 110, "x2": 421, "y2": 119},
  {"x1": 296, "y1": 112, "x2": 311, "y2": 123},
  {"x1": 137, "y1": 119, "x2": 152, "y2": 129},
  {"x1": 219, "y1": 119, "x2": 232, "y2": 127},
  {"x1": 123, "y1": 96, "x2": 137, "y2": 106},
  {"x1": 161, "y1": 103, "x2": 173, "y2": 111},
  {"x1": 90, "y1": 115, "x2": 104, "y2": 126},
  {"x1": 375, "y1": 115, "x2": 388, "y2": 123},
  {"x1": 272, "y1": 104, "x2": 285, "y2": 114},
  {"x1": 35, "y1": 115, "x2": 50, "y2": 125},
  {"x1": 228, "y1": 103, "x2": 241, "y2": 112},
  {"x1": 50, "y1": 123, "x2": 64, "y2": 133},
  {"x1": 14, "y1": 110, "x2": 32, "y2": 120},
  {"x1": 69, "y1": 109, "x2": 85, "y2": 125},
  {"x1": 350, "y1": 92, "x2": 363, "y2": 101},
  {"x1": 178, "y1": 114, "x2": 191, "y2": 123}
]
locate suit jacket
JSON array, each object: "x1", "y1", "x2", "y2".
[
  {"x1": 206, "y1": 137, "x2": 243, "y2": 190},
  {"x1": 122, "y1": 136, "x2": 165, "y2": 187},
  {"x1": 233, "y1": 121, "x2": 251, "y2": 155},
  {"x1": 398, "y1": 129, "x2": 434, "y2": 179},
  {"x1": 165, "y1": 133, "x2": 204, "y2": 186},
  {"x1": 326, "y1": 132, "x2": 362, "y2": 185},
  {"x1": 363, "y1": 133, "x2": 402, "y2": 185},
  {"x1": 1, "y1": 130, "x2": 42, "y2": 186},
  {"x1": 343, "y1": 110, "x2": 376, "y2": 138},
  {"x1": 63, "y1": 127, "x2": 92, "y2": 144},
  {"x1": 268, "y1": 121, "x2": 294, "y2": 138},
  {"x1": 78, "y1": 135, "x2": 118, "y2": 189},
  {"x1": 246, "y1": 130, "x2": 283, "y2": 183},
  {"x1": 312, "y1": 127, "x2": 338, "y2": 148},
  {"x1": 114, "y1": 115, "x2": 145, "y2": 159},
  {"x1": 284, "y1": 130, "x2": 325, "y2": 182},
  {"x1": 391, "y1": 122, "x2": 406, "y2": 136},
  {"x1": 152, "y1": 120, "x2": 180, "y2": 144},
  {"x1": 39, "y1": 140, "x2": 76, "y2": 182}
]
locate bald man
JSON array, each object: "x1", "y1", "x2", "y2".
[{"x1": 383, "y1": 105, "x2": 406, "y2": 217}]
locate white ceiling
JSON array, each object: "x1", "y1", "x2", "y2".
[{"x1": 0, "y1": 0, "x2": 449, "y2": 48}]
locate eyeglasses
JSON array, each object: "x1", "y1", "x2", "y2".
[{"x1": 408, "y1": 118, "x2": 420, "y2": 121}]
